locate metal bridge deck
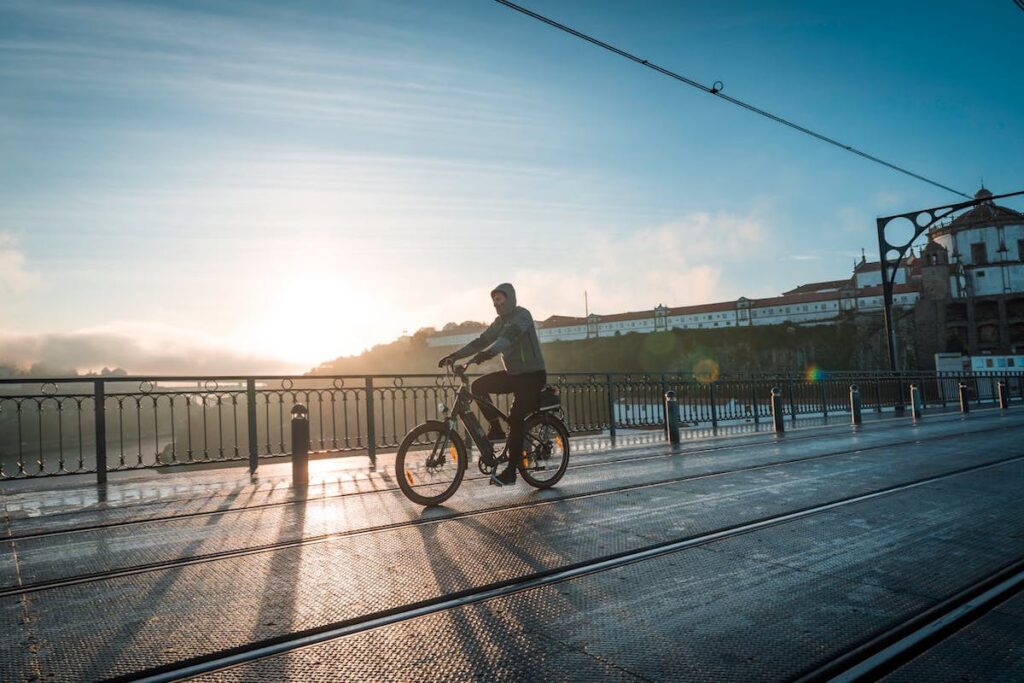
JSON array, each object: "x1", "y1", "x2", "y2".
[
  {"x1": 882, "y1": 590, "x2": 1024, "y2": 682},
  {"x1": 2, "y1": 408, "x2": 1023, "y2": 681}
]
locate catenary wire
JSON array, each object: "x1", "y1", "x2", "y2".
[{"x1": 493, "y1": 0, "x2": 972, "y2": 199}]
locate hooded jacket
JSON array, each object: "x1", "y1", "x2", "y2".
[{"x1": 451, "y1": 283, "x2": 546, "y2": 375}]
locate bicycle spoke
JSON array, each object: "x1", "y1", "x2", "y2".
[
  {"x1": 399, "y1": 426, "x2": 462, "y2": 502},
  {"x1": 519, "y1": 415, "x2": 570, "y2": 488}
]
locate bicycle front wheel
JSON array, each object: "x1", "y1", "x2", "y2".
[
  {"x1": 519, "y1": 413, "x2": 571, "y2": 489},
  {"x1": 395, "y1": 421, "x2": 467, "y2": 506}
]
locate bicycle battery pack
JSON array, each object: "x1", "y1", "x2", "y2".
[{"x1": 461, "y1": 411, "x2": 495, "y2": 458}]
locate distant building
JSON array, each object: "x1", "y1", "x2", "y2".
[
  {"x1": 427, "y1": 188, "x2": 1024, "y2": 360},
  {"x1": 426, "y1": 272, "x2": 920, "y2": 349},
  {"x1": 922, "y1": 187, "x2": 1024, "y2": 354}
]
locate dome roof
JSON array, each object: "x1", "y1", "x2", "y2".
[{"x1": 929, "y1": 187, "x2": 1023, "y2": 235}]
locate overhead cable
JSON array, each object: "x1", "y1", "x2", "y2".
[{"x1": 494, "y1": 0, "x2": 971, "y2": 199}]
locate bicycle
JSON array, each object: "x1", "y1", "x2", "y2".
[{"x1": 394, "y1": 362, "x2": 571, "y2": 506}]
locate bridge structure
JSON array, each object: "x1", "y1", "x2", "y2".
[{"x1": 1, "y1": 372, "x2": 1024, "y2": 680}]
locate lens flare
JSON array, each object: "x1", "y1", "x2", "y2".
[
  {"x1": 805, "y1": 365, "x2": 827, "y2": 381},
  {"x1": 693, "y1": 358, "x2": 720, "y2": 383}
]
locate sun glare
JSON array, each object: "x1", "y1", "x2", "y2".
[{"x1": 242, "y1": 273, "x2": 395, "y2": 369}]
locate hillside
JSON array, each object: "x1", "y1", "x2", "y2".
[
  {"x1": 0, "y1": 363, "x2": 128, "y2": 379},
  {"x1": 311, "y1": 312, "x2": 911, "y2": 378}
]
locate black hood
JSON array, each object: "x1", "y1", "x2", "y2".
[{"x1": 491, "y1": 283, "x2": 516, "y2": 317}]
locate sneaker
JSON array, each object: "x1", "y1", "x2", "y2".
[{"x1": 489, "y1": 465, "x2": 518, "y2": 487}]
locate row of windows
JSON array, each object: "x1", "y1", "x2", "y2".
[
  {"x1": 432, "y1": 295, "x2": 917, "y2": 343},
  {"x1": 970, "y1": 240, "x2": 1024, "y2": 265},
  {"x1": 753, "y1": 303, "x2": 835, "y2": 315},
  {"x1": 980, "y1": 357, "x2": 1020, "y2": 369}
]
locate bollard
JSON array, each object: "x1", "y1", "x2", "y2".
[
  {"x1": 958, "y1": 382, "x2": 970, "y2": 414},
  {"x1": 849, "y1": 384, "x2": 862, "y2": 426},
  {"x1": 910, "y1": 384, "x2": 923, "y2": 420},
  {"x1": 998, "y1": 381, "x2": 1009, "y2": 410},
  {"x1": 291, "y1": 403, "x2": 310, "y2": 486},
  {"x1": 664, "y1": 390, "x2": 681, "y2": 446},
  {"x1": 771, "y1": 386, "x2": 785, "y2": 433}
]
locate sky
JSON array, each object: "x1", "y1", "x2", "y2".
[{"x1": 1, "y1": 0, "x2": 1022, "y2": 374}]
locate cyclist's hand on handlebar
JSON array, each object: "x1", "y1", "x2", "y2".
[{"x1": 437, "y1": 354, "x2": 455, "y2": 369}]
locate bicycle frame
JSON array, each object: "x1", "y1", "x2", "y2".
[{"x1": 439, "y1": 364, "x2": 550, "y2": 462}]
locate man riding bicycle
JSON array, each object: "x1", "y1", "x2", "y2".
[{"x1": 438, "y1": 283, "x2": 546, "y2": 486}]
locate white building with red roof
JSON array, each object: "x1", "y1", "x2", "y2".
[{"x1": 427, "y1": 261, "x2": 920, "y2": 348}]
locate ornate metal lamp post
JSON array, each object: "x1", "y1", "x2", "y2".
[{"x1": 876, "y1": 189, "x2": 1024, "y2": 371}]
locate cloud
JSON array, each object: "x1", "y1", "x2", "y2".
[
  {"x1": 0, "y1": 1, "x2": 540, "y2": 140},
  {"x1": 0, "y1": 323, "x2": 297, "y2": 375},
  {"x1": 504, "y1": 211, "x2": 768, "y2": 319},
  {"x1": 873, "y1": 190, "x2": 908, "y2": 211},
  {"x1": 0, "y1": 232, "x2": 38, "y2": 293},
  {"x1": 836, "y1": 206, "x2": 872, "y2": 234}
]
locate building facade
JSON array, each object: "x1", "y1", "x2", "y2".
[
  {"x1": 923, "y1": 188, "x2": 1024, "y2": 354},
  {"x1": 427, "y1": 280, "x2": 921, "y2": 348},
  {"x1": 428, "y1": 188, "x2": 1024, "y2": 359}
]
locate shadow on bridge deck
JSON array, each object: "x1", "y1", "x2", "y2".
[{"x1": 1, "y1": 406, "x2": 1022, "y2": 681}]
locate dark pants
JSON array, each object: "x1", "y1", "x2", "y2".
[{"x1": 472, "y1": 370, "x2": 547, "y2": 468}]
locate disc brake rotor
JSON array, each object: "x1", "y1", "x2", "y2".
[{"x1": 424, "y1": 442, "x2": 457, "y2": 473}]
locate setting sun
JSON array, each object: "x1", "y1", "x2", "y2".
[{"x1": 242, "y1": 273, "x2": 398, "y2": 369}]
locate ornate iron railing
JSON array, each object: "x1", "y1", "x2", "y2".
[{"x1": 0, "y1": 371, "x2": 1020, "y2": 481}]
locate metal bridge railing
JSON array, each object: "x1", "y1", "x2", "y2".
[{"x1": 1, "y1": 371, "x2": 1020, "y2": 482}]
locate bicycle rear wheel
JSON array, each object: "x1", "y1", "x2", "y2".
[
  {"x1": 395, "y1": 421, "x2": 467, "y2": 506},
  {"x1": 518, "y1": 413, "x2": 571, "y2": 489}
]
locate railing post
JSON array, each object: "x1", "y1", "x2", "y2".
[
  {"x1": 291, "y1": 403, "x2": 310, "y2": 486},
  {"x1": 894, "y1": 373, "x2": 906, "y2": 415},
  {"x1": 787, "y1": 379, "x2": 797, "y2": 423},
  {"x1": 246, "y1": 378, "x2": 259, "y2": 475},
  {"x1": 605, "y1": 373, "x2": 617, "y2": 439},
  {"x1": 958, "y1": 382, "x2": 970, "y2": 414},
  {"x1": 750, "y1": 376, "x2": 759, "y2": 426},
  {"x1": 664, "y1": 390, "x2": 680, "y2": 446},
  {"x1": 364, "y1": 377, "x2": 377, "y2": 470},
  {"x1": 709, "y1": 382, "x2": 719, "y2": 433},
  {"x1": 659, "y1": 374, "x2": 668, "y2": 427},
  {"x1": 94, "y1": 380, "x2": 107, "y2": 485},
  {"x1": 910, "y1": 384, "x2": 923, "y2": 420},
  {"x1": 771, "y1": 386, "x2": 785, "y2": 433},
  {"x1": 874, "y1": 378, "x2": 883, "y2": 414},
  {"x1": 849, "y1": 384, "x2": 863, "y2": 426},
  {"x1": 819, "y1": 382, "x2": 828, "y2": 418},
  {"x1": 998, "y1": 380, "x2": 1009, "y2": 410}
]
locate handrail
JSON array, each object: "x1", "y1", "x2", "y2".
[
  {"x1": 1, "y1": 369, "x2": 1020, "y2": 482},
  {"x1": 2, "y1": 369, "x2": 1018, "y2": 385}
]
